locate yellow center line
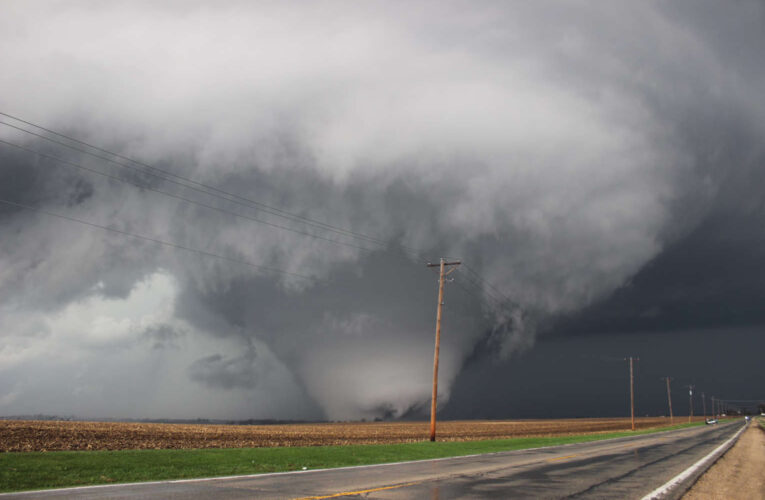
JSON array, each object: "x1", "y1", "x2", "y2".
[
  {"x1": 547, "y1": 453, "x2": 579, "y2": 462},
  {"x1": 293, "y1": 481, "x2": 422, "y2": 500}
]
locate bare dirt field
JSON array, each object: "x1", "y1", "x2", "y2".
[
  {"x1": 0, "y1": 417, "x2": 697, "y2": 452},
  {"x1": 683, "y1": 421, "x2": 765, "y2": 500}
]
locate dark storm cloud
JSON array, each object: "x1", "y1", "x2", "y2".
[
  {"x1": 445, "y1": 327, "x2": 765, "y2": 420},
  {"x1": 549, "y1": 208, "x2": 765, "y2": 337},
  {"x1": 189, "y1": 347, "x2": 258, "y2": 390},
  {"x1": 0, "y1": 146, "x2": 93, "y2": 216},
  {"x1": 1, "y1": 1, "x2": 764, "y2": 419}
]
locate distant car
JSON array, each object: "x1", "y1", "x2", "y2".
[
  {"x1": 705, "y1": 419, "x2": 717, "y2": 425},
  {"x1": 745, "y1": 416, "x2": 751, "y2": 422}
]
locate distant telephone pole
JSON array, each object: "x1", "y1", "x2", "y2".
[
  {"x1": 711, "y1": 396, "x2": 716, "y2": 420},
  {"x1": 687, "y1": 385, "x2": 695, "y2": 423},
  {"x1": 626, "y1": 357, "x2": 638, "y2": 431},
  {"x1": 426, "y1": 258, "x2": 461, "y2": 442},
  {"x1": 701, "y1": 392, "x2": 707, "y2": 420},
  {"x1": 663, "y1": 377, "x2": 674, "y2": 424}
]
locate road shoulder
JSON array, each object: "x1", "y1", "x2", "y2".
[{"x1": 683, "y1": 421, "x2": 765, "y2": 500}]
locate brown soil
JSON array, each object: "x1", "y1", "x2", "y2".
[
  {"x1": 683, "y1": 421, "x2": 765, "y2": 500},
  {"x1": 0, "y1": 416, "x2": 693, "y2": 452}
]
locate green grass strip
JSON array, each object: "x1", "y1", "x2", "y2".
[{"x1": 0, "y1": 422, "x2": 705, "y2": 493}]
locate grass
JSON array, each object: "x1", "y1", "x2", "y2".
[{"x1": 0, "y1": 422, "x2": 704, "y2": 493}]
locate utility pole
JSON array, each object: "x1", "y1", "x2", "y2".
[
  {"x1": 716, "y1": 397, "x2": 719, "y2": 419},
  {"x1": 626, "y1": 357, "x2": 638, "y2": 431},
  {"x1": 426, "y1": 258, "x2": 461, "y2": 442},
  {"x1": 663, "y1": 377, "x2": 674, "y2": 424},
  {"x1": 687, "y1": 385, "x2": 695, "y2": 423},
  {"x1": 702, "y1": 392, "x2": 706, "y2": 421},
  {"x1": 711, "y1": 396, "x2": 716, "y2": 420}
]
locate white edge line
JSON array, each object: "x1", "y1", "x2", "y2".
[
  {"x1": 640, "y1": 422, "x2": 748, "y2": 500},
  {"x1": 0, "y1": 422, "x2": 720, "y2": 497}
]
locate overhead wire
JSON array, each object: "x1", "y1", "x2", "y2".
[
  {"x1": 0, "y1": 115, "x2": 401, "y2": 250},
  {"x1": 461, "y1": 263, "x2": 519, "y2": 307},
  {"x1": 0, "y1": 115, "x2": 433, "y2": 267},
  {"x1": 422, "y1": 259, "x2": 514, "y2": 324},
  {"x1": 0, "y1": 111, "x2": 521, "y2": 313},
  {"x1": 424, "y1": 262, "x2": 490, "y2": 304},
  {"x1": 1, "y1": 115, "x2": 398, "y2": 258},
  {"x1": 453, "y1": 267, "x2": 517, "y2": 312},
  {"x1": 0, "y1": 197, "x2": 323, "y2": 284},
  {"x1": 0, "y1": 138, "x2": 379, "y2": 254}
]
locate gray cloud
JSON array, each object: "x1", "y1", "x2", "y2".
[
  {"x1": 143, "y1": 323, "x2": 185, "y2": 350},
  {"x1": 0, "y1": 1, "x2": 763, "y2": 420},
  {"x1": 189, "y1": 347, "x2": 258, "y2": 390}
]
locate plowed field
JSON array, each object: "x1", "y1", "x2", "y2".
[{"x1": 0, "y1": 417, "x2": 697, "y2": 452}]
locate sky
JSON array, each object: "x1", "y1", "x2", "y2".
[{"x1": 0, "y1": 1, "x2": 763, "y2": 421}]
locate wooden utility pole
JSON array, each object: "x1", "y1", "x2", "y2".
[
  {"x1": 426, "y1": 258, "x2": 461, "y2": 442},
  {"x1": 626, "y1": 357, "x2": 638, "y2": 431},
  {"x1": 702, "y1": 392, "x2": 706, "y2": 421},
  {"x1": 711, "y1": 396, "x2": 716, "y2": 420},
  {"x1": 663, "y1": 377, "x2": 674, "y2": 424}
]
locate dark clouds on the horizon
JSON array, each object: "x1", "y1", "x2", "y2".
[
  {"x1": 0, "y1": 1, "x2": 764, "y2": 420},
  {"x1": 551, "y1": 211, "x2": 765, "y2": 336},
  {"x1": 445, "y1": 326, "x2": 765, "y2": 420}
]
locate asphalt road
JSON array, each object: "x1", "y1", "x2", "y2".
[{"x1": 3, "y1": 422, "x2": 744, "y2": 500}]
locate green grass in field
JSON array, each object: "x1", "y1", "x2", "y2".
[{"x1": 0, "y1": 422, "x2": 705, "y2": 493}]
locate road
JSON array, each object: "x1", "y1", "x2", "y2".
[{"x1": 3, "y1": 422, "x2": 744, "y2": 500}]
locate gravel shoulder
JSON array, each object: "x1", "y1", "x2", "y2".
[{"x1": 683, "y1": 420, "x2": 765, "y2": 500}]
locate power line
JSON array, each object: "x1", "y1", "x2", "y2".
[
  {"x1": 454, "y1": 267, "x2": 519, "y2": 313},
  {"x1": 0, "y1": 114, "x2": 402, "y2": 250},
  {"x1": 0, "y1": 138, "x2": 378, "y2": 253},
  {"x1": 459, "y1": 264, "x2": 525, "y2": 317},
  {"x1": 0, "y1": 119, "x2": 498, "y2": 282},
  {"x1": 1, "y1": 132, "x2": 509, "y2": 303},
  {"x1": 461, "y1": 263, "x2": 519, "y2": 307},
  {"x1": 425, "y1": 257, "x2": 517, "y2": 314},
  {"x1": 0, "y1": 137, "x2": 517, "y2": 313},
  {"x1": 0, "y1": 111, "x2": 527, "y2": 320},
  {"x1": 449, "y1": 269, "x2": 500, "y2": 306},
  {"x1": 0, "y1": 197, "x2": 322, "y2": 284},
  {"x1": 0, "y1": 114, "x2": 433, "y2": 265}
]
